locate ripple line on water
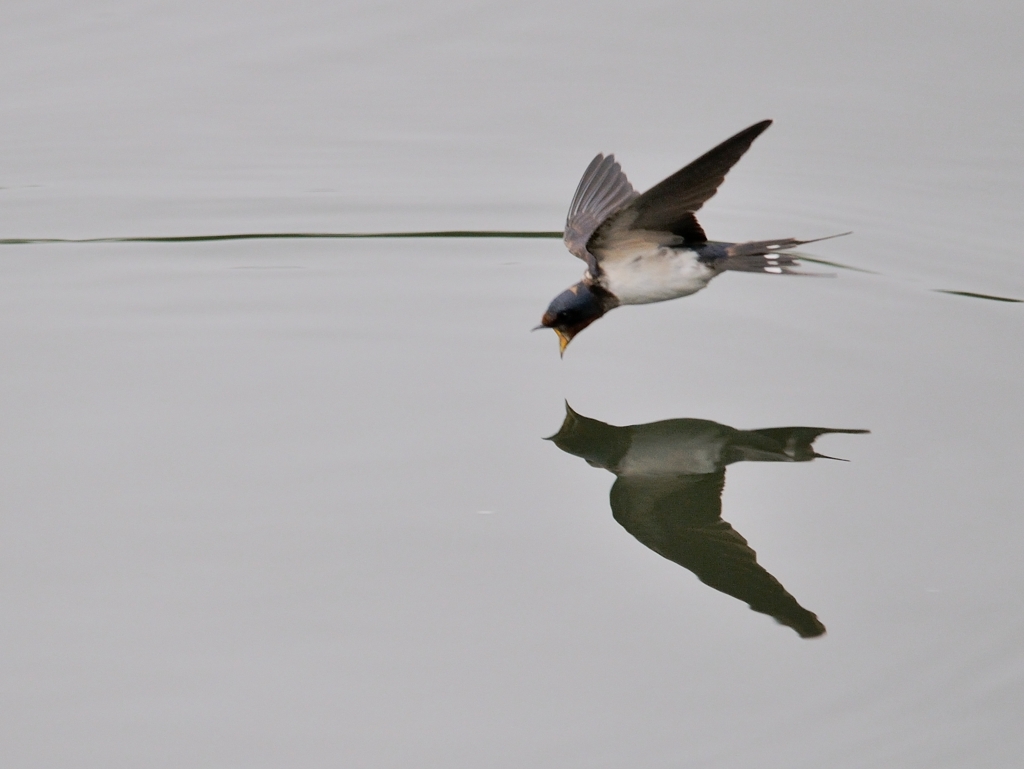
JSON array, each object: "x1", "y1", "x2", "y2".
[
  {"x1": 933, "y1": 290, "x2": 1023, "y2": 303},
  {"x1": 0, "y1": 230, "x2": 871, "y2": 273},
  {"x1": 3, "y1": 230, "x2": 1018, "y2": 302},
  {"x1": 0, "y1": 230, "x2": 565, "y2": 245}
]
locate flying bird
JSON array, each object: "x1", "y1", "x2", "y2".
[
  {"x1": 539, "y1": 120, "x2": 846, "y2": 354},
  {"x1": 547, "y1": 403, "x2": 868, "y2": 638}
]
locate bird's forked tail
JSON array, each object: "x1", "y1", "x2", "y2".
[{"x1": 719, "y1": 232, "x2": 851, "y2": 275}]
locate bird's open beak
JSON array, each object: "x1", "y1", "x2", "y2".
[{"x1": 555, "y1": 329, "x2": 571, "y2": 357}]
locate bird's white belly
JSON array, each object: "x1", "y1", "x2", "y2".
[{"x1": 598, "y1": 246, "x2": 716, "y2": 305}]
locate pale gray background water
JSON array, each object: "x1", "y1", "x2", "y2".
[{"x1": 2, "y1": 2, "x2": 1022, "y2": 767}]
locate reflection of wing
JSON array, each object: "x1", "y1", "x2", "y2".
[
  {"x1": 564, "y1": 154, "x2": 639, "y2": 270},
  {"x1": 609, "y1": 470, "x2": 826, "y2": 638},
  {"x1": 595, "y1": 120, "x2": 772, "y2": 248}
]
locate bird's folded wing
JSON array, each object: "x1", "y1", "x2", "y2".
[
  {"x1": 615, "y1": 120, "x2": 773, "y2": 239},
  {"x1": 564, "y1": 154, "x2": 639, "y2": 271},
  {"x1": 609, "y1": 471, "x2": 825, "y2": 638}
]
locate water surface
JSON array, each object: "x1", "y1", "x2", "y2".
[{"x1": 2, "y1": 2, "x2": 1022, "y2": 768}]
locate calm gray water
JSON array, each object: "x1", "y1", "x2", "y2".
[{"x1": 2, "y1": 2, "x2": 1023, "y2": 767}]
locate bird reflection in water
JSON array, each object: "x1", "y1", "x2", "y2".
[{"x1": 547, "y1": 404, "x2": 868, "y2": 638}]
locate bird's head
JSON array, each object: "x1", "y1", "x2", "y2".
[{"x1": 537, "y1": 281, "x2": 612, "y2": 356}]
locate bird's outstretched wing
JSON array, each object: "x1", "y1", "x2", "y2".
[
  {"x1": 597, "y1": 120, "x2": 773, "y2": 246},
  {"x1": 609, "y1": 470, "x2": 826, "y2": 638},
  {"x1": 564, "y1": 154, "x2": 639, "y2": 272}
]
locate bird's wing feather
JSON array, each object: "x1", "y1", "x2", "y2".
[
  {"x1": 605, "y1": 120, "x2": 773, "y2": 242},
  {"x1": 609, "y1": 470, "x2": 826, "y2": 638},
  {"x1": 564, "y1": 154, "x2": 639, "y2": 271}
]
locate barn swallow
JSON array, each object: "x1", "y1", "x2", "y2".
[
  {"x1": 539, "y1": 120, "x2": 847, "y2": 354},
  {"x1": 547, "y1": 403, "x2": 868, "y2": 638}
]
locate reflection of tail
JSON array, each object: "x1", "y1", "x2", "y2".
[
  {"x1": 722, "y1": 232, "x2": 851, "y2": 275},
  {"x1": 748, "y1": 426, "x2": 870, "y2": 462}
]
